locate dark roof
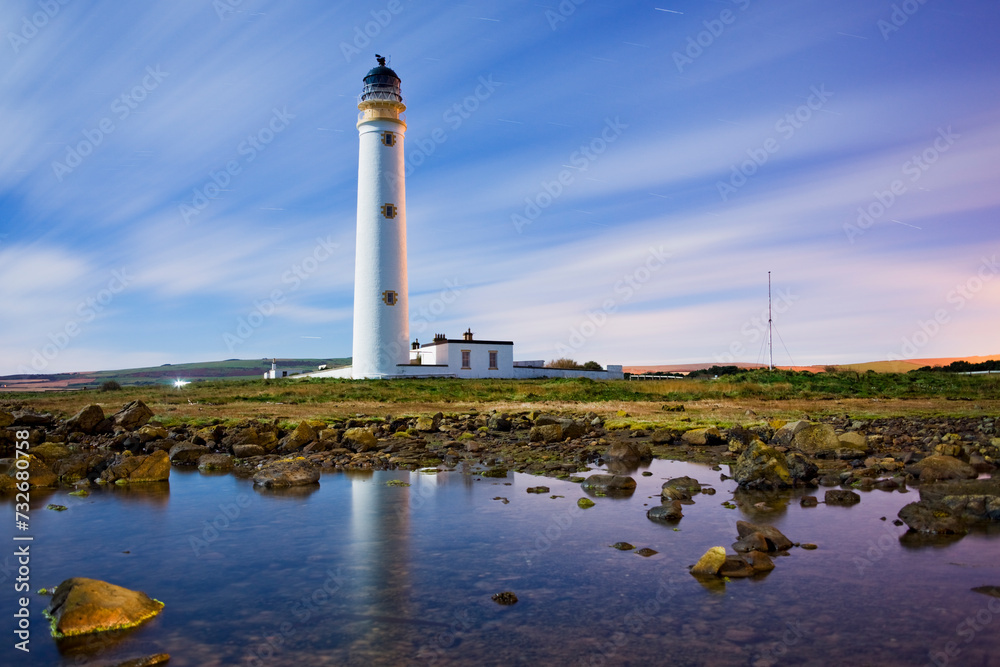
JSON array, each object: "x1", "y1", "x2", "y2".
[
  {"x1": 365, "y1": 65, "x2": 400, "y2": 81},
  {"x1": 421, "y1": 339, "x2": 513, "y2": 347}
]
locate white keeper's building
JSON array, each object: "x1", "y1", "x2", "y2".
[{"x1": 299, "y1": 58, "x2": 622, "y2": 382}]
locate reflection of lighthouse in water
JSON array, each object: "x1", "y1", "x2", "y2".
[{"x1": 351, "y1": 55, "x2": 409, "y2": 379}]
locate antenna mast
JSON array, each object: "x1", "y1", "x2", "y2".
[{"x1": 768, "y1": 271, "x2": 774, "y2": 371}]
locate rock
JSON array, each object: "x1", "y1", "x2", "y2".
[
  {"x1": 690, "y1": 546, "x2": 727, "y2": 576},
  {"x1": 99, "y1": 451, "x2": 170, "y2": 484},
  {"x1": 577, "y1": 498, "x2": 595, "y2": 509},
  {"x1": 253, "y1": 458, "x2": 320, "y2": 487},
  {"x1": 45, "y1": 577, "x2": 164, "y2": 637},
  {"x1": 487, "y1": 414, "x2": 512, "y2": 432},
  {"x1": 6, "y1": 454, "x2": 57, "y2": 487},
  {"x1": 233, "y1": 444, "x2": 265, "y2": 458},
  {"x1": 52, "y1": 452, "x2": 113, "y2": 483},
  {"x1": 825, "y1": 489, "x2": 861, "y2": 506},
  {"x1": 534, "y1": 415, "x2": 559, "y2": 426},
  {"x1": 529, "y1": 424, "x2": 563, "y2": 443},
  {"x1": 112, "y1": 400, "x2": 154, "y2": 431},
  {"x1": 786, "y1": 452, "x2": 818, "y2": 482},
  {"x1": 650, "y1": 429, "x2": 673, "y2": 444},
  {"x1": 560, "y1": 419, "x2": 587, "y2": 439},
  {"x1": 662, "y1": 476, "x2": 702, "y2": 494},
  {"x1": 647, "y1": 501, "x2": 683, "y2": 522},
  {"x1": 168, "y1": 442, "x2": 208, "y2": 466},
  {"x1": 743, "y1": 551, "x2": 775, "y2": 572},
  {"x1": 491, "y1": 591, "x2": 518, "y2": 605},
  {"x1": 605, "y1": 441, "x2": 651, "y2": 464},
  {"x1": 342, "y1": 427, "x2": 378, "y2": 452},
  {"x1": 918, "y1": 479, "x2": 1000, "y2": 523},
  {"x1": 681, "y1": 427, "x2": 722, "y2": 446},
  {"x1": 198, "y1": 454, "x2": 234, "y2": 472},
  {"x1": 0, "y1": 411, "x2": 13, "y2": 428},
  {"x1": 793, "y1": 423, "x2": 852, "y2": 458},
  {"x1": 611, "y1": 542, "x2": 635, "y2": 551},
  {"x1": 27, "y1": 442, "x2": 72, "y2": 466},
  {"x1": 660, "y1": 486, "x2": 689, "y2": 502},
  {"x1": 12, "y1": 410, "x2": 54, "y2": 427},
  {"x1": 839, "y1": 431, "x2": 870, "y2": 451},
  {"x1": 636, "y1": 548, "x2": 658, "y2": 557},
  {"x1": 415, "y1": 413, "x2": 442, "y2": 432},
  {"x1": 0, "y1": 476, "x2": 17, "y2": 495},
  {"x1": 526, "y1": 486, "x2": 550, "y2": 494},
  {"x1": 771, "y1": 420, "x2": 811, "y2": 447},
  {"x1": 972, "y1": 586, "x2": 1000, "y2": 599},
  {"x1": 733, "y1": 532, "x2": 770, "y2": 553},
  {"x1": 907, "y1": 455, "x2": 977, "y2": 483},
  {"x1": 719, "y1": 556, "x2": 756, "y2": 578},
  {"x1": 731, "y1": 441, "x2": 792, "y2": 489},
  {"x1": 66, "y1": 405, "x2": 106, "y2": 434},
  {"x1": 898, "y1": 501, "x2": 967, "y2": 534},
  {"x1": 580, "y1": 474, "x2": 636, "y2": 496},
  {"x1": 137, "y1": 425, "x2": 168, "y2": 442},
  {"x1": 800, "y1": 496, "x2": 818, "y2": 507},
  {"x1": 283, "y1": 422, "x2": 317, "y2": 451},
  {"x1": 736, "y1": 521, "x2": 793, "y2": 551}
]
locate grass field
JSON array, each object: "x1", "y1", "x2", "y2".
[{"x1": 3, "y1": 370, "x2": 998, "y2": 430}]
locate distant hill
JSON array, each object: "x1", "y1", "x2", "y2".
[
  {"x1": 625, "y1": 355, "x2": 1000, "y2": 375},
  {"x1": 0, "y1": 358, "x2": 350, "y2": 392}
]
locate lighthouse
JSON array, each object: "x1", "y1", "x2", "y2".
[{"x1": 351, "y1": 56, "x2": 409, "y2": 379}]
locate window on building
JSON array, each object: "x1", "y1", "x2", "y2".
[
  {"x1": 381, "y1": 203, "x2": 397, "y2": 219},
  {"x1": 461, "y1": 349, "x2": 471, "y2": 369},
  {"x1": 489, "y1": 350, "x2": 498, "y2": 370},
  {"x1": 382, "y1": 290, "x2": 397, "y2": 306},
  {"x1": 381, "y1": 131, "x2": 396, "y2": 147}
]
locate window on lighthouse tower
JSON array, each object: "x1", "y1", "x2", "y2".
[
  {"x1": 381, "y1": 203, "x2": 397, "y2": 219},
  {"x1": 382, "y1": 290, "x2": 397, "y2": 306},
  {"x1": 381, "y1": 131, "x2": 396, "y2": 147}
]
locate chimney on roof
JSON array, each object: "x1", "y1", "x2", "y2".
[{"x1": 463, "y1": 328, "x2": 473, "y2": 341}]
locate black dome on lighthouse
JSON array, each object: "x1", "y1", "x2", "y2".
[{"x1": 360, "y1": 56, "x2": 403, "y2": 104}]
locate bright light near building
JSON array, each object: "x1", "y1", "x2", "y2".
[{"x1": 173, "y1": 379, "x2": 190, "y2": 389}]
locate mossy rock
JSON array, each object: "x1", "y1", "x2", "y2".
[{"x1": 44, "y1": 578, "x2": 164, "y2": 638}]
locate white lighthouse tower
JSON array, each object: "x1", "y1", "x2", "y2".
[{"x1": 351, "y1": 56, "x2": 409, "y2": 379}]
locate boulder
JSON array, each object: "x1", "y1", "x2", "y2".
[
  {"x1": 690, "y1": 547, "x2": 727, "y2": 576},
  {"x1": 168, "y1": 442, "x2": 208, "y2": 466},
  {"x1": 0, "y1": 476, "x2": 16, "y2": 495},
  {"x1": 560, "y1": 419, "x2": 587, "y2": 440},
  {"x1": 792, "y1": 423, "x2": 848, "y2": 458},
  {"x1": 731, "y1": 441, "x2": 792, "y2": 489},
  {"x1": 253, "y1": 458, "x2": 320, "y2": 488},
  {"x1": 283, "y1": 422, "x2": 317, "y2": 451},
  {"x1": 66, "y1": 405, "x2": 106, "y2": 434},
  {"x1": 487, "y1": 414, "x2": 512, "y2": 432},
  {"x1": 52, "y1": 452, "x2": 114, "y2": 484},
  {"x1": 99, "y1": 451, "x2": 170, "y2": 484},
  {"x1": 6, "y1": 454, "x2": 57, "y2": 487},
  {"x1": 415, "y1": 413, "x2": 442, "y2": 432},
  {"x1": 771, "y1": 420, "x2": 811, "y2": 447},
  {"x1": 662, "y1": 476, "x2": 702, "y2": 495},
  {"x1": 45, "y1": 577, "x2": 164, "y2": 638},
  {"x1": 825, "y1": 489, "x2": 861, "y2": 506},
  {"x1": 736, "y1": 521, "x2": 793, "y2": 551},
  {"x1": 342, "y1": 427, "x2": 378, "y2": 452},
  {"x1": 647, "y1": 501, "x2": 683, "y2": 522},
  {"x1": 605, "y1": 441, "x2": 650, "y2": 464},
  {"x1": 650, "y1": 429, "x2": 673, "y2": 445},
  {"x1": 898, "y1": 501, "x2": 968, "y2": 534},
  {"x1": 580, "y1": 474, "x2": 636, "y2": 496},
  {"x1": 719, "y1": 556, "x2": 756, "y2": 578},
  {"x1": 918, "y1": 479, "x2": 1000, "y2": 523},
  {"x1": 743, "y1": 550, "x2": 775, "y2": 573},
  {"x1": 232, "y1": 444, "x2": 265, "y2": 458},
  {"x1": 681, "y1": 427, "x2": 722, "y2": 446},
  {"x1": 12, "y1": 410, "x2": 54, "y2": 427},
  {"x1": 906, "y1": 455, "x2": 977, "y2": 483},
  {"x1": 786, "y1": 452, "x2": 818, "y2": 482},
  {"x1": 27, "y1": 442, "x2": 72, "y2": 466},
  {"x1": 529, "y1": 424, "x2": 563, "y2": 443},
  {"x1": 112, "y1": 401, "x2": 154, "y2": 431},
  {"x1": 197, "y1": 454, "x2": 234, "y2": 472},
  {"x1": 137, "y1": 425, "x2": 167, "y2": 442},
  {"x1": 0, "y1": 410, "x2": 13, "y2": 428}
]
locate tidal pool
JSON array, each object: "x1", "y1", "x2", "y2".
[{"x1": 4, "y1": 459, "x2": 999, "y2": 666}]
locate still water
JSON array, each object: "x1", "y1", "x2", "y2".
[{"x1": 3, "y1": 459, "x2": 999, "y2": 666}]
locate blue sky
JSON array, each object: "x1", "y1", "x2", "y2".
[{"x1": 2, "y1": 0, "x2": 998, "y2": 375}]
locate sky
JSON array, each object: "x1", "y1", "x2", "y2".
[{"x1": 1, "y1": 0, "x2": 999, "y2": 375}]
